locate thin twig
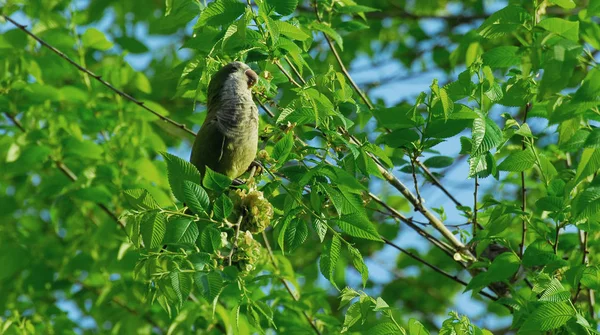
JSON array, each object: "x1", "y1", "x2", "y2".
[
  {"x1": 312, "y1": 2, "x2": 373, "y2": 109},
  {"x1": 416, "y1": 159, "x2": 463, "y2": 208},
  {"x1": 284, "y1": 56, "x2": 307, "y2": 85},
  {"x1": 227, "y1": 215, "x2": 243, "y2": 266},
  {"x1": 2, "y1": 15, "x2": 196, "y2": 137},
  {"x1": 275, "y1": 61, "x2": 302, "y2": 88},
  {"x1": 381, "y1": 237, "x2": 498, "y2": 301},
  {"x1": 553, "y1": 222, "x2": 560, "y2": 255},
  {"x1": 254, "y1": 94, "x2": 275, "y2": 118},
  {"x1": 261, "y1": 231, "x2": 322, "y2": 335},
  {"x1": 368, "y1": 192, "x2": 458, "y2": 260},
  {"x1": 519, "y1": 103, "x2": 531, "y2": 257},
  {"x1": 410, "y1": 157, "x2": 423, "y2": 208},
  {"x1": 473, "y1": 176, "x2": 478, "y2": 238}
]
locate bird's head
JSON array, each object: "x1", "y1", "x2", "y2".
[{"x1": 208, "y1": 62, "x2": 258, "y2": 105}]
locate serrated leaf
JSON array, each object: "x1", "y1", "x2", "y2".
[
  {"x1": 408, "y1": 319, "x2": 430, "y2": 334},
  {"x1": 519, "y1": 301, "x2": 575, "y2": 332},
  {"x1": 170, "y1": 271, "x2": 193, "y2": 305},
  {"x1": 183, "y1": 181, "x2": 210, "y2": 215},
  {"x1": 140, "y1": 211, "x2": 167, "y2": 249},
  {"x1": 574, "y1": 148, "x2": 600, "y2": 185},
  {"x1": 275, "y1": 21, "x2": 309, "y2": 40},
  {"x1": 272, "y1": 132, "x2": 294, "y2": 166},
  {"x1": 581, "y1": 266, "x2": 600, "y2": 290},
  {"x1": 195, "y1": 272, "x2": 223, "y2": 302},
  {"x1": 482, "y1": 46, "x2": 521, "y2": 68},
  {"x1": 539, "y1": 278, "x2": 570, "y2": 302},
  {"x1": 478, "y1": 6, "x2": 531, "y2": 39},
  {"x1": 266, "y1": 0, "x2": 299, "y2": 15},
  {"x1": 164, "y1": 218, "x2": 199, "y2": 245},
  {"x1": 498, "y1": 149, "x2": 536, "y2": 172},
  {"x1": 162, "y1": 152, "x2": 202, "y2": 202},
  {"x1": 348, "y1": 245, "x2": 368, "y2": 287},
  {"x1": 212, "y1": 194, "x2": 233, "y2": 221},
  {"x1": 123, "y1": 189, "x2": 160, "y2": 210},
  {"x1": 202, "y1": 166, "x2": 232, "y2": 193},
  {"x1": 322, "y1": 184, "x2": 365, "y2": 216},
  {"x1": 472, "y1": 116, "x2": 502, "y2": 155},
  {"x1": 584, "y1": 128, "x2": 600, "y2": 148},
  {"x1": 571, "y1": 186, "x2": 600, "y2": 220},
  {"x1": 538, "y1": 18, "x2": 579, "y2": 42},
  {"x1": 320, "y1": 235, "x2": 341, "y2": 288},
  {"x1": 199, "y1": 226, "x2": 222, "y2": 253},
  {"x1": 279, "y1": 218, "x2": 308, "y2": 253},
  {"x1": 196, "y1": 0, "x2": 245, "y2": 27},
  {"x1": 332, "y1": 214, "x2": 382, "y2": 241},
  {"x1": 439, "y1": 88, "x2": 454, "y2": 120}
]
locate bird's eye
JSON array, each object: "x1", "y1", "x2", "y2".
[{"x1": 245, "y1": 69, "x2": 258, "y2": 88}]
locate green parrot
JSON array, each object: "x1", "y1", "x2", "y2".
[{"x1": 190, "y1": 62, "x2": 259, "y2": 179}]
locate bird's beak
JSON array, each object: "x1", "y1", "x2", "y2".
[{"x1": 245, "y1": 69, "x2": 258, "y2": 88}]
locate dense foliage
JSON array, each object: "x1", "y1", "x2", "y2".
[{"x1": 1, "y1": 0, "x2": 600, "y2": 333}]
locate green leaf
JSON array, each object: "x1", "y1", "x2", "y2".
[
  {"x1": 482, "y1": 46, "x2": 521, "y2": 68},
  {"x1": 520, "y1": 301, "x2": 575, "y2": 332},
  {"x1": 274, "y1": 21, "x2": 309, "y2": 41},
  {"x1": 571, "y1": 187, "x2": 600, "y2": 220},
  {"x1": 535, "y1": 196, "x2": 565, "y2": 212},
  {"x1": 523, "y1": 240, "x2": 562, "y2": 267},
  {"x1": 266, "y1": 0, "x2": 299, "y2": 16},
  {"x1": 162, "y1": 152, "x2": 202, "y2": 203},
  {"x1": 195, "y1": 272, "x2": 223, "y2": 302},
  {"x1": 164, "y1": 218, "x2": 199, "y2": 245},
  {"x1": 581, "y1": 266, "x2": 600, "y2": 290},
  {"x1": 320, "y1": 235, "x2": 341, "y2": 288},
  {"x1": 312, "y1": 22, "x2": 343, "y2": 50},
  {"x1": 170, "y1": 271, "x2": 193, "y2": 305},
  {"x1": 212, "y1": 194, "x2": 234, "y2": 221},
  {"x1": 408, "y1": 319, "x2": 430, "y2": 335},
  {"x1": 333, "y1": 214, "x2": 382, "y2": 241},
  {"x1": 378, "y1": 129, "x2": 419, "y2": 147},
  {"x1": 539, "y1": 278, "x2": 570, "y2": 302},
  {"x1": 279, "y1": 218, "x2": 308, "y2": 253},
  {"x1": 425, "y1": 119, "x2": 471, "y2": 139},
  {"x1": 322, "y1": 185, "x2": 365, "y2": 216},
  {"x1": 584, "y1": 128, "x2": 600, "y2": 148},
  {"x1": 574, "y1": 148, "x2": 600, "y2": 185},
  {"x1": 202, "y1": 166, "x2": 232, "y2": 193},
  {"x1": 123, "y1": 189, "x2": 160, "y2": 210},
  {"x1": 478, "y1": 6, "x2": 531, "y2": 39},
  {"x1": 81, "y1": 28, "x2": 113, "y2": 50},
  {"x1": 423, "y1": 156, "x2": 454, "y2": 168},
  {"x1": 368, "y1": 322, "x2": 402, "y2": 335},
  {"x1": 439, "y1": 88, "x2": 454, "y2": 120},
  {"x1": 196, "y1": 0, "x2": 245, "y2": 27},
  {"x1": 549, "y1": 0, "x2": 576, "y2": 8},
  {"x1": 140, "y1": 211, "x2": 167, "y2": 249},
  {"x1": 183, "y1": 181, "x2": 210, "y2": 215},
  {"x1": 538, "y1": 18, "x2": 579, "y2": 42},
  {"x1": 271, "y1": 132, "x2": 294, "y2": 166},
  {"x1": 472, "y1": 116, "x2": 503, "y2": 155},
  {"x1": 337, "y1": 5, "x2": 380, "y2": 13},
  {"x1": 348, "y1": 245, "x2": 368, "y2": 287},
  {"x1": 199, "y1": 226, "x2": 222, "y2": 253},
  {"x1": 497, "y1": 149, "x2": 536, "y2": 172}
]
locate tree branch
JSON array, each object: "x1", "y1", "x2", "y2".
[
  {"x1": 519, "y1": 103, "x2": 531, "y2": 258},
  {"x1": 312, "y1": 2, "x2": 374, "y2": 109},
  {"x1": 381, "y1": 237, "x2": 498, "y2": 301},
  {"x1": 261, "y1": 231, "x2": 322, "y2": 335},
  {"x1": 2, "y1": 15, "x2": 196, "y2": 137}
]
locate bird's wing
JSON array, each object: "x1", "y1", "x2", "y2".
[{"x1": 190, "y1": 117, "x2": 227, "y2": 177}]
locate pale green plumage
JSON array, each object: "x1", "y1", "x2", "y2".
[{"x1": 190, "y1": 62, "x2": 259, "y2": 179}]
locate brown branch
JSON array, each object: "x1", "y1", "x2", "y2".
[
  {"x1": 473, "y1": 176, "x2": 478, "y2": 238},
  {"x1": 2, "y1": 15, "x2": 196, "y2": 137},
  {"x1": 312, "y1": 2, "x2": 374, "y2": 109},
  {"x1": 381, "y1": 237, "x2": 498, "y2": 301},
  {"x1": 261, "y1": 231, "x2": 322, "y2": 335},
  {"x1": 415, "y1": 159, "x2": 463, "y2": 208},
  {"x1": 519, "y1": 103, "x2": 531, "y2": 257},
  {"x1": 4, "y1": 112, "x2": 126, "y2": 230},
  {"x1": 410, "y1": 156, "x2": 423, "y2": 208}
]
